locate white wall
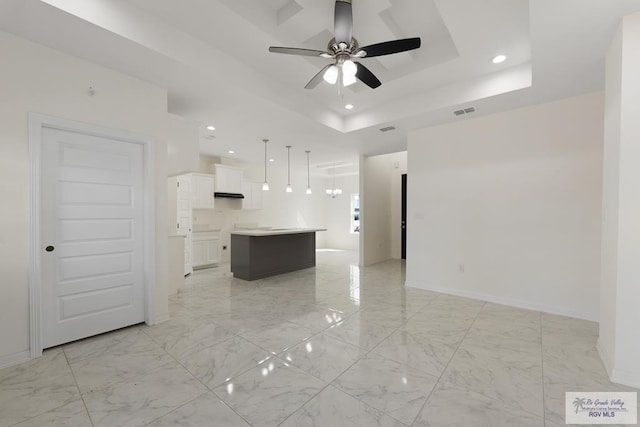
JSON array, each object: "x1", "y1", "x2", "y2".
[
  {"x1": 360, "y1": 152, "x2": 407, "y2": 266},
  {"x1": 406, "y1": 93, "x2": 604, "y2": 321},
  {"x1": 0, "y1": 31, "x2": 171, "y2": 366},
  {"x1": 324, "y1": 174, "x2": 360, "y2": 251},
  {"x1": 166, "y1": 114, "x2": 200, "y2": 176},
  {"x1": 191, "y1": 156, "x2": 328, "y2": 263},
  {"x1": 599, "y1": 12, "x2": 640, "y2": 389}
]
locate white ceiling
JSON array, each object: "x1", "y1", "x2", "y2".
[{"x1": 1, "y1": 0, "x2": 639, "y2": 171}]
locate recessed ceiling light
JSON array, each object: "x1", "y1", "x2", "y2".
[
  {"x1": 345, "y1": 104, "x2": 354, "y2": 110},
  {"x1": 269, "y1": 158, "x2": 275, "y2": 163},
  {"x1": 207, "y1": 125, "x2": 216, "y2": 131},
  {"x1": 228, "y1": 150, "x2": 235, "y2": 154},
  {"x1": 492, "y1": 54, "x2": 507, "y2": 64}
]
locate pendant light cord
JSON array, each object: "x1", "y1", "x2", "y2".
[
  {"x1": 286, "y1": 146, "x2": 292, "y2": 185},
  {"x1": 306, "y1": 151, "x2": 311, "y2": 188},
  {"x1": 264, "y1": 139, "x2": 268, "y2": 182}
]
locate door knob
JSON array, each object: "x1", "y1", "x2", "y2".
[{"x1": 45, "y1": 246, "x2": 55, "y2": 252}]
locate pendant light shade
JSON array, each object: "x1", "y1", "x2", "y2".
[
  {"x1": 285, "y1": 145, "x2": 293, "y2": 193},
  {"x1": 262, "y1": 139, "x2": 270, "y2": 191},
  {"x1": 305, "y1": 150, "x2": 312, "y2": 195},
  {"x1": 326, "y1": 167, "x2": 342, "y2": 198}
]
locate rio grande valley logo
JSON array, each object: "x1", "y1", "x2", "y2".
[{"x1": 566, "y1": 392, "x2": 637, "y2": 425}]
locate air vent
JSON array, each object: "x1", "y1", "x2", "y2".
[
  {"x1": 454, "y1": 107, "x2": 476, "y2": 116},
  {"x1": 379, "y1": 126, "x2": 396, "y2": 132}
]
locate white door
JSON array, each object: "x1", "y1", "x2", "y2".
[
  {"x1": 177, "y1": 175, "x2": 193, "y2": 276},
  {"x1": 41, "y1": 127, "x2": 146, "y2": 348}
]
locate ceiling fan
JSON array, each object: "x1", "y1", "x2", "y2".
[{"x1": 269, "y1": 0, "x2": 421, "y2": 91}]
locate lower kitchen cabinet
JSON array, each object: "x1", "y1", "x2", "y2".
[{"x1": 192, "y1": 231, "x2": 220, "y2": 269}]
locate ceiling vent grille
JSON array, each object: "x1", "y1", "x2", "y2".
[
  {"x1": 379, "y1": 125, "x2": 396, "y2": 132},
  {"x1": 454, "y1": 107, "x2": 476, "y2": 116}
]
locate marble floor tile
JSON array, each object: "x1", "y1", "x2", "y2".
[
  {"x1": 403, "y1": 311, "x2": 475, "y2": 344},
  {"x1": 6, "y1": 253, "x2": 633, "y2": 427},
  {"x1": 82, "y1": 361, "x2": 208, "y2": 427},
  {"x1": 240, "y1": 320, "x2": 316, "y2": 354},
  {"x1": 147, "y1": 392, "x2": 250, "y2": 426},
  {"x1": 279, "y1": 333, "x2": 367, "y2": 382},
  {"x1": 213, "y1": 358, "x2": 325, "y2": 427},
  {"x1": 354, "y1": 306, "x2": 415, "y2": 327},
  {"x1": 442, "y1": 334, "x2": 544, "y2": 417},
  {"x1": 333, "y1": 354, "x2": 438, "y2": 425},
  {"x1": 66, "y1": 328, "x2": 173, "y2": 393},
  {"x1": 468, "y1": 303, "x2": 541, "y2": 339},
  {"x1": 179, "y1": 336, "x2": 271, "y2": 389},
  {"x1": 280, "y1": 385, "x2": 407, "y2": 427},
  {"x1": 13, "y1": 400, "x2": 92, "y2": 427},
  {"x1": 63, "y1": 326, "x2": 148, "y2": 364},
  {"x1": 142, "y1": 316, "x2": 235, "y2": 360},
  {"x1": 285, "y1": 306, "x2": 356, "y2": 332},
  {"x1": 0, "y1": 349, "x2": 80, "y2": 426},
  {"x1": 425, "y1": 294, "x2": 485, "y2": 314},
  {"x1": 415, "y1": 382, "x2": 544, "y2": 427},
  {"x1": 324, "y1": 316, "x2": 399, "y2": 350},
  {"x1": 371, "y1": 329, "x2": 460, "y2": 378}
]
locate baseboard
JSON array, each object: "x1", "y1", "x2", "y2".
[
  {"x1": 596, "y1": 339, "x2": 614, "y2": 377},
  {"x1": 152, "y1": 313, "x2": 170, "y2": 325},
  {"x1": 597, "y1": 340, "x2": 640, "y2": 389},
  {"x1": 405, "y1": 282, "x2": 598, "y2": 322},
  {"x1": 0, "y1": 350, "x2": 31, "y2": 370},
  {"x1": 610, "y1": 367, "x2": 640, "y2": 390}
]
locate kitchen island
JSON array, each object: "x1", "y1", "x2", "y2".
[{"x1": 230, "y1": 228, "x2": 326, "y2": 281}]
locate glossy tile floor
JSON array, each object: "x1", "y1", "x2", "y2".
[{"x1": 1, "y1": 250, "x2": 638, "y2": 426}]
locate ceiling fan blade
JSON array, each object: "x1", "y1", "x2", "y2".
[
  {"x1": 355, "y1": 62, "x2": 381, "y2": 89},
  {"x1": 269, "y1": 46, "x2": 332, "y2": 58},
  {"x1": 359, "y1": 37, "x2": 421, "y2": 58},
  {"x1": 305, "y1": 64, "x2": 333, "y2": 89},
  {"x1": 334, "y1": 0, "x2": 353, "y2": 45}
]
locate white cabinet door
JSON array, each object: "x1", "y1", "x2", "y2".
[
  {"x1": 191, "y1": 174, "x2": 215, "y2": 209},
  {"x1": 214, "y1": 164, "x2": 243, "y2": 194},
  {"x1": 192, "y1": 240, "x2": 207, "y2": 267},
  {"x1": 204, "y1": 239, "x2": 220, "y2": 264},
  {"x1": 177, "y1": 175, "x2": 193, "y2": 276},
  {"x1": 242, "y1": 181, "x2": 263, "y2": 210},
  {"x1": 192, "y1": 232, "x2": 220, "y2": 268}
]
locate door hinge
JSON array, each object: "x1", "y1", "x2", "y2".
[
  {"x1": 177, "y1": 181, "x2": 180, "y2": 188},
  {"x1": 177, "y1": 223, "x2": 179, "y2": 229}
]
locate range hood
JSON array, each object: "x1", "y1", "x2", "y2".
[{"x1": 214, "y1": 192, "x2": 245, "y2": 199}]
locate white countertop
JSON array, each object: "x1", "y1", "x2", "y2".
[{"x1": 230, "y1": 228, "x2": 326, "y2": 237}]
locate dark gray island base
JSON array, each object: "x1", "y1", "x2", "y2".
[{"x1": 230, "y1": 229, "x2": 326, "y2": 281}]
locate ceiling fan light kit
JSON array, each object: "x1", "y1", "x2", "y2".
[{"x1": 269, "y1": 0, "x2": 421, "y2": 91}]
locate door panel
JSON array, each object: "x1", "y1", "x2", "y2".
[{"x1": 41, "y1": 127, "x2": 145, "y2": 348}]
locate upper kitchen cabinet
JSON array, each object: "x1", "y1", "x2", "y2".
[
  {"x1": 214, "y1": 164, "x2": 243, "y2": 194},
  {"x1": 242, "y1": 181, "x2": 263, "y2": 210},
  {"x1": 191, "y1": 173, "x2": 215, "y2": 209}
]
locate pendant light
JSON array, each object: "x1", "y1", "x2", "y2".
[
  {"x1": 305, "y1": 150, "x2": 312, "y2": 195},
  {"x1": 285, "y1": 145, "x2": 293, "y2": 193},
  {"x1": 326, "y1": 167, "x2": 343, "y2": 198},
  {"x1": 262, "y1": 139, "x2": 270, "y2": 191}
]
